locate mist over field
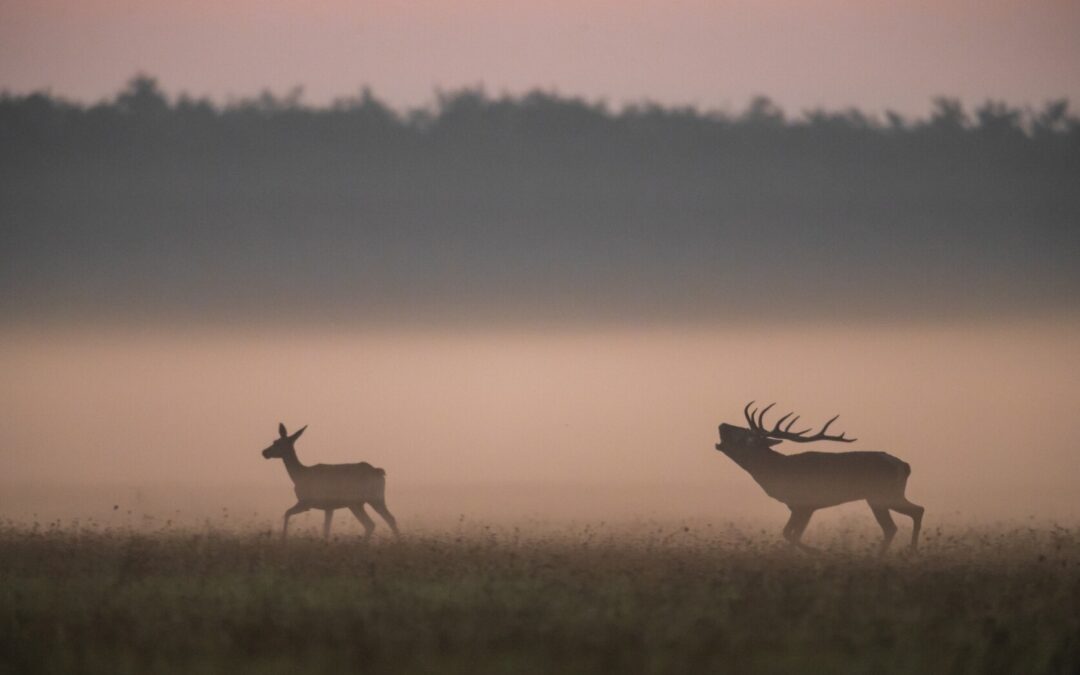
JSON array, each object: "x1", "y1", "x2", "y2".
[{"x1": 3, "y1": 319, "x2": 1079, "y2": 532}]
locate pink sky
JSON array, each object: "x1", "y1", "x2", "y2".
[{"x1": 2, "y1": 0, "x2": 1078, "y2": 115}]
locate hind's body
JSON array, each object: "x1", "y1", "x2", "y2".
[{"x1": 292, "y1": 462, "x2": 387, "y2": 508}]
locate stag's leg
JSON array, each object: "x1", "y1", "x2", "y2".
[
  {"x1": 869, "y1": 504, "x2": 898, "y2": 553},
  {"x1": 322, "y1": 509, "x2": 334, "y2": 540},
  {"x1": 783, "y1": 507, "x2": 816, "y2": 551},
  {"x1": 782, "y1": 509, "x2": 801, "y2": 544},
  {"x1": 349, "y1": 504, "x2": 376, "y2": 540},
  {"x1": 369, "y1": 499, "x2": 399, "y2": 536},
  {"x1": 282, "y1": 502, "x2": 310, "y2": 539},
  {"x1": 891, "y1": 499, "x2": 925, "y2": 551}
]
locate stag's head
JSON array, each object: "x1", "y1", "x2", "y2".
[
  {"x1": 715, "y1": 401, "x2": 856, "y2": 457},
  {"x1": 262, "y1": 423, "x2": 307, "y2": 459}
]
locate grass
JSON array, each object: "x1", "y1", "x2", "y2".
[{"x1": 1, "y1": 520, "x2": 1078, "y2": 674}]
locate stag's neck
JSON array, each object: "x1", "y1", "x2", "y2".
[
  {"x1": 279, "y1": 448, "x2": 308, "y2": 483},
  {"x1": 729, "y1": 447, "x2": 786, "y2": 480}
]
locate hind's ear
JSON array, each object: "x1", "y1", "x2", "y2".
[
  {"x1": 289, "y1": 425, "x2": 307, "y2": 442},
  {"x1": 279, "y1": 423, "x2": 288, "y2": 438}
]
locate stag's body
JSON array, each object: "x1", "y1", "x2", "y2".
[
  {"x1": 262, "y1": 424, "x2": 398, "y2": 539},
  {"x1": 715, "y1": 403, "x2": 923, "y2": 552}
]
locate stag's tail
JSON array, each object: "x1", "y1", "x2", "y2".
[
  {"x1": 357, "y1": 461, "x2": 386, "y2": 477},
  {"x1": 894, "y1": 459, "x2": 912, "y2": 495}
]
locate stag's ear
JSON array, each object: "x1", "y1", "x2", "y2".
[
  {"x1": 765, "y1": 438, "x2": 782, "y2": 447},
  {"x1": 289, "y1": 425, "x2": 307, "y2": 442},
  {"x1": 279, "y1": 423, "x2": 288, "y2": 438}
]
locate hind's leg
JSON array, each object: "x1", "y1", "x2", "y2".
[
  {"x1": 869, "y1": 503, "x2": 898, "y2": 553},
  {"x1": 891, "y1": 499, "x2": 924, "y2": 551},
  {"x1": 282, "y1": 502, "x2": 310, "y2": 539},
  {"x1": 349, "y1": 504, "x2": 376, "y2": 540},
  {"x1": 369, "y1": 499, "x2": 399, "y2": 536}
]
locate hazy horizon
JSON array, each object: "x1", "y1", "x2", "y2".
[{"x1": 4, "y1": 318, "x2": 1078, "y2": 526}]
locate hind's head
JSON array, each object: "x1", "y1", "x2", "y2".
[{"x1": 262, "y1": 423, "x2": 307, "y2": 459}]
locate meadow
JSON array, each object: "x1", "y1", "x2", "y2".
[{"x1": 2, "y1": 519, "x2": 1077, "y2": 674}]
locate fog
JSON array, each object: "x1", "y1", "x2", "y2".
[{"x1": 3, "y1": 319, "x2": 1077, "y2": 528}]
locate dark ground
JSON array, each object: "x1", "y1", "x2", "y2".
[{"x1": 1, "y1": 521, "x2": 1077, "y2": 674}]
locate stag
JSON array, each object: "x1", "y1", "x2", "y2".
[
  {"x1": 261, "y1": 423, "x2": 399, "y2": 539},
  {"x1": 714, "y1": 402, "x2": 923, "y2": 552}
]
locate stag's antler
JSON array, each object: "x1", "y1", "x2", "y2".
[{"x1": 744, "y1": 400, "x2": 856, "y2": 443}]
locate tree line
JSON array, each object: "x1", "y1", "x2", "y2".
[{"x1": 1, "y1": 76, "x2": 1078, "y2": 325}]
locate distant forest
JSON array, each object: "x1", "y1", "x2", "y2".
[{"x1": 2, "y1": 76, "x2": 1078, "y2": 325}]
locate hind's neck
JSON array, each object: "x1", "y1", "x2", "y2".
[{"x1": 280, "y1": 447, "x2": 307, "y2": 483}]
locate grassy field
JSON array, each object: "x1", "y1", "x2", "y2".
[{"x1": 1, "y1": 520, "x2": 1078, "y2": 674}]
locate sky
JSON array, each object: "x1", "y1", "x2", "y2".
[{"x1": 2, "y1": 0, "x2": 1079, "y2": 115}]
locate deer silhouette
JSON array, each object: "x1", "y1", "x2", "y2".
[
  {"x1": 715, "y1": 402, "x2": 923, "y2": 552},
  {"x1": 262, "y1": 423, "x2": 399, "y2": 539}
]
